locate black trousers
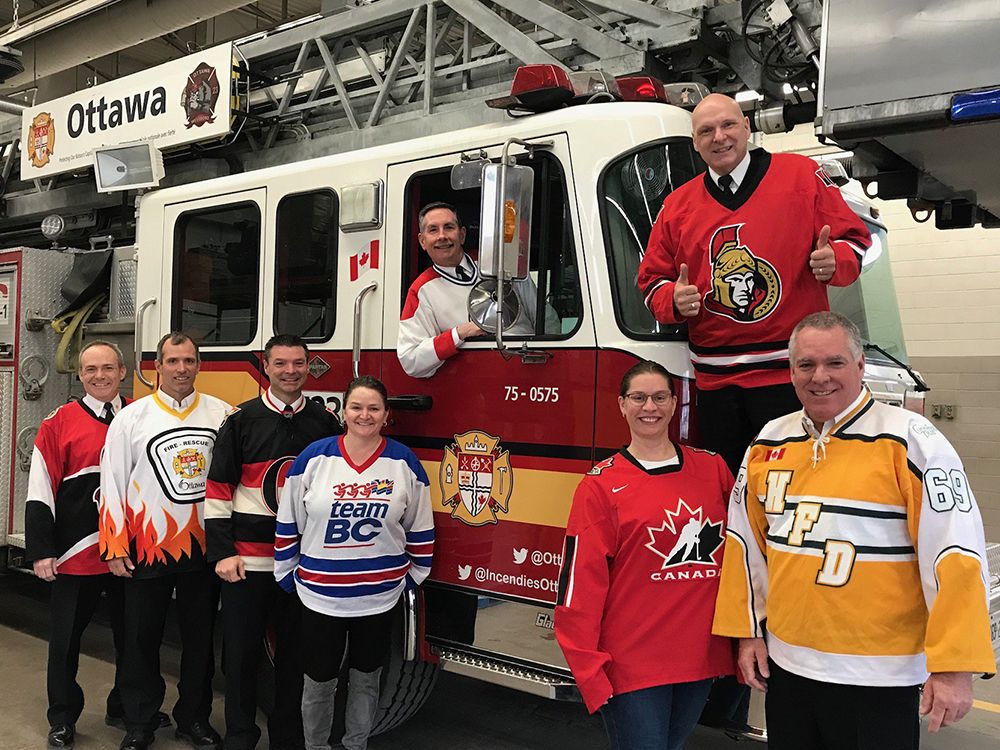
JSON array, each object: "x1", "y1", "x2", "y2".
[
  {"x1": 221, "y1": 571, "x2": 303, "y2": 750},
  {"x1": 696, "y1": 382, "x2": 801, "y2": 477},
  {"x1": 766, "y1": 660, "x2": 920, "y2": 750},
  {"x1": 47, "y1": 573, "x2": 125, "y2": 727},
  {"x1": 118, "y1": 569, "x2": 219, "y2": 734},
  {"x1": 697, "y1": 382, "x2": 799, "y2": 729},
  {"x1": 300, "y1": 606, "x2": 394, "y2": 682}
]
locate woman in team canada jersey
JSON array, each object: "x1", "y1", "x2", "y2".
[
  {"x1": 274, "y1": 375, "x2": 434, "y2": 750},
  {"x1": 555, "y1": 361, "x2": 736, "y2": 750}
]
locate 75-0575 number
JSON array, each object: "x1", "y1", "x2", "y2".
[{"x1": 504, "y1": 386, "x2": 560, "y2": 403}]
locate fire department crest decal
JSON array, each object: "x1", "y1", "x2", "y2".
[
  {"x1": 172, "y1": 448, "x2": 206, "y2": 479},
  {"x1": 182, "y1": 62, "x2": 221, "y2": 128},
  {"x1": 440, "y1": 430, "x2": 512, "y2": 526},
  {"x1": 704, "y1": 223, "x2": 780, "y2": 323},
  {"x1": 148, "y1": 427, "x2": 217, "y2": 504},
  {"x1": 645, "y1": 499, "x2": 724, "y2": 570},
  {"x1": 27, "y1": 112, "x2": 55, "y2": 168}
]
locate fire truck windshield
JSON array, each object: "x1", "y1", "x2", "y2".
[
  {"x1": 828, "y1": 221, "x2": 910, "y2": 365},
  {"x1": 600, "y1": 138, "x2": 703, "y2": 339}
]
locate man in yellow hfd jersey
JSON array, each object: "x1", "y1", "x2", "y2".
[{"x1": 713, "y1": 311, "x2": 995, "y2": 750}]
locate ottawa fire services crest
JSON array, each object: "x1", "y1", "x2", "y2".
[
  {"x1": 172, "y1": 448, "x2": 206, "y2": 479},
  {"x1": 182, "y1": 62, "x2": 221, "y2": 128},
  {"x1": 440, "y1": 430, "x2": 513, "y2": 526},
  {"x1": 645, "y1": 499, "x2": 724, "y2": 574},
  {"x1": 27, "y1": 112, "x2": 55, "y2": 168}
]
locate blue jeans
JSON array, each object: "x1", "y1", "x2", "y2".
[{"x1": 602, "y1": 679, "x2": 714, "y2": 750}]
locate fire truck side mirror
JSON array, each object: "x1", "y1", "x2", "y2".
[{"x1": 478, "y1": 163, "x2": 533, "y2": 282}]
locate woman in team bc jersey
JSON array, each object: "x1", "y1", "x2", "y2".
[{"x1": 275, "y1": 375, "x2": 434, "y2": 750}]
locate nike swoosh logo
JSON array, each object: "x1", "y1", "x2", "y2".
[{"x1": 612, "y1": 485, "x2": 628, "y2": 493}]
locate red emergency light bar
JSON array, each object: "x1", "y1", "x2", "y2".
[
  {"x1": 487, "y1": 64, "x2": 629, "y2": 113},
  {"x1": 616, "y1": 76, "x2": 669, "y2": 103}
]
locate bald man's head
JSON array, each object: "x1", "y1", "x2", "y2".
[{"x1": 691, "y1": 94, "x2": 751, "y2": 176}]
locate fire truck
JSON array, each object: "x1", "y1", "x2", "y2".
[{"x1": 0, "y1": 0, "x2": 998, "y2": 740}]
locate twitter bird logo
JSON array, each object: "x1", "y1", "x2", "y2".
[
  {"x1": 457, "y1": 564, "x2": 471, "y2": 580},
  {"x1": 513, "y1": 547, "x2": 528, "y2": 564}
]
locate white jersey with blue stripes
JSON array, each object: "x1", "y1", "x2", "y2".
[{"x1": 275, "y1": 435, "x2": 434, "y2": 617}]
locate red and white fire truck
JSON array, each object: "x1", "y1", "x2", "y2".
[{"x1": 2, "y1": 63, "x2": 995, "y2": 739}]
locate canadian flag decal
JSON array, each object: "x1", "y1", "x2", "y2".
[
  {"x1": 350, "y1": 240, "x2": 380, "y2": 281},
  {"x1": 765, "y1": 448, "x2": 785, "y2": 462}
]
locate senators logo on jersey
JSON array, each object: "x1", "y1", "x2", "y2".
[{"x1": 704, "y1": 223, "x2": 780, "y2": 323}]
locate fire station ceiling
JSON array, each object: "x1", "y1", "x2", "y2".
[{"x1": 0, "y1": 0, "x2": 328, "y2": 99}]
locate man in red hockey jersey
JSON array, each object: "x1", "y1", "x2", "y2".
[
  {"x1": 639, "y1": 93, "x2": 871, "y2": 476},
  {"x1": 25, "y1": 341, "x2": 156, "y2": 748},
  {"x1": 637, "y1": 92, "x2": 872, "y2": 734}
]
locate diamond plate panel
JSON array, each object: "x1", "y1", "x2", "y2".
[
  {"x1": 0, "y1": 370, "x2": 12, "y2": 546},
  {"x1": 9, "y1": 249, "x2": 76, "y2": 543},
  {"x1": 111, "y1": 250, "x2": 137, "y2": 322}
]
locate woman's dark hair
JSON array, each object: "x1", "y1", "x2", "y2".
[
  {"x1": 619, "y1": 360, "x2": 673, "y2": 397},
  {"x1": 344, "y1": 375, "x2": 389, "y2": 408}
]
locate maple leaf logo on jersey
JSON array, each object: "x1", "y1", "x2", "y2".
[
  {"x1": 645, "y1": 499, "x2": 724, "y2": 569},
  {"x1": 704, "y1": 223, "x2": 780, "y2": 323}
]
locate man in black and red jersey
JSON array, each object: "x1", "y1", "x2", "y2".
[
  {"x1": 206, "y1": 334, "x2": 341, "y2": 750},
  {"x1": 26, "y1": 340, "x2": 166, "y2": 748},
  {"x1": 637, "y1": 93, "x2": 872, "y2": 735}
]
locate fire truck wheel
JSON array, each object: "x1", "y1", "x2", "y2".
[
  {"x1": 370, "y1": 608, "x2": 439, "y2": 735},
  {"x1": 257, "y1": 597, "x2": 439, "y2": 735}
]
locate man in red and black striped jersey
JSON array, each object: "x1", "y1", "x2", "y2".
[
  {"x1": 637, "y1": 93, "x2": 871, "y2": 736},
  {"x1": 206, "y1": 334, "x2": 341, "y2": 750},
  {"x1": 26, "y1": 341, "x2": 137, "y2": 749}
]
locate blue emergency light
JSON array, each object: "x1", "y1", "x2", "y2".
[{"x1": 950, "y1": 88, "x2": 1000, "y2": 122}]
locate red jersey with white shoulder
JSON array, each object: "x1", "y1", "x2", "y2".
[
  {"x1": 638, "y1": 150, "x2": 871, "y2": 390},
  {"x1": 275, "y1": 435, "x2": 434, "y2": 617},
  {"x1": 25, "y1": 398, "x2": 126, "y2": 575},
  {"x1": 555, "y1": 445, "x2": 736, "y2": 713}
]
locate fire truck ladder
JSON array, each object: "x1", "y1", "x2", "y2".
[{"x1": 232, "y1": 0, "x2": 712, "y2": 169}]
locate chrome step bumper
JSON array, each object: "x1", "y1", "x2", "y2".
[{"x1": 436, "y1": 646, "x2": 579, "y2": 701}]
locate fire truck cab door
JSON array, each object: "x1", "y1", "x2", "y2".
[
  {"x1": 149, "y1": 188, "x2": 268, "y2": 404},
  {"x1": 380, "y1": 138, "x2": 599, "y2": 608}
]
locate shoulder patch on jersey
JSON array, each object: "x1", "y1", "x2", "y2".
[
  {"x1": 686, "y1": 446, "x2": 717, "y2": 456},
  {"x1": 217, "y1": 405, "x2": 241, "y2": 429},
  {"x1": 588, "y1": 455, "x2": 616, "y2": 475},
  {"x1": 815, "y1": 166, "x2": 837, "y2": 189},
  {"x1": 911, "y1": 421, "x2": 939, "y2": 439}
]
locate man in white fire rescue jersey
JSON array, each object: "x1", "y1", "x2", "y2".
[
  {"x1": 637, "y1": 92, "x2": 872, "y2": 733},
  {"x1": 205, "y1": 333, "x2": 341, "y2": 750},
  {"x1": 99, "y1": 332, "x2": 231, "y2": 750},
  {"x1": 396, "y1": 202, "x2": 557, "y2": 378},
  {"x1": 713, "y1": 311, "x2": 996, "y2": 750}
]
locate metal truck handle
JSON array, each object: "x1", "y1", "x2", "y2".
[
  {"x1": 352, "y1": 281, "x2": 378, "y2": 379},
  {"x1": 134, "y1": 298, "x2": 157, "y2": 388}
]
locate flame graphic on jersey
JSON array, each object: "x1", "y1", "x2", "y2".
[
  {"x1": 98, "y1": 503, "x2": 129, "y2": 561},
  {"x1": 645, "y1": 498, "x2": 724, "y2": 569},
  {"x1": 131, "y1": 503, "x2": 205, "y2": 565}
]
